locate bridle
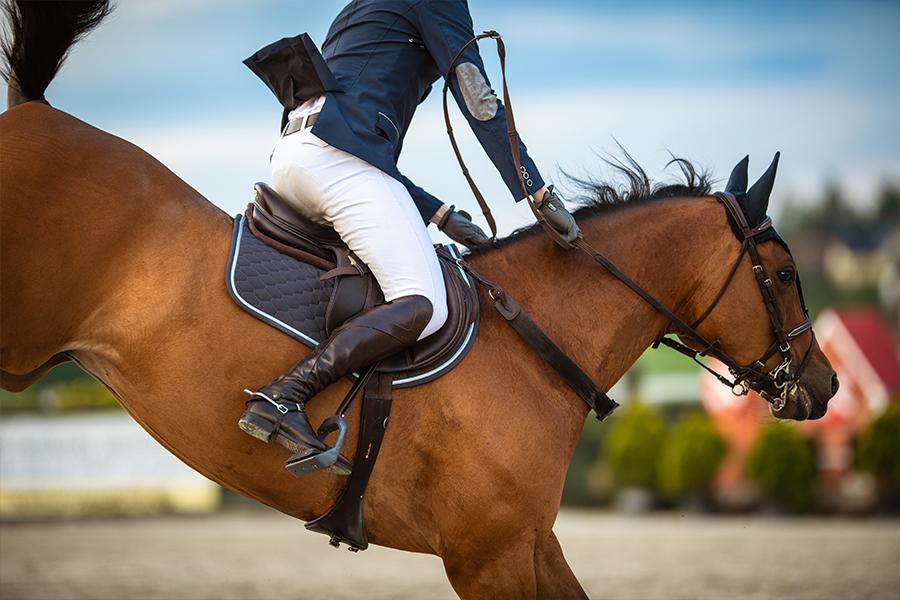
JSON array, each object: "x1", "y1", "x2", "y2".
[
  {"x1": 444, "y1": 32, "x2": 815, "y2": 413},
  {"x1": 631, "y1": 192, "x2": 815, "y2": 412}
]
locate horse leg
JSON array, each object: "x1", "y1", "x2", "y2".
[
  {"x1": 534, "y1": 531, "x2": 587, "y2": 599},
  {"x1": 442, "y1": 539, "x2": 537, "y2": 600}
]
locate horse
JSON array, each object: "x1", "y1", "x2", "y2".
[{"x1": 0, "y1": 3, "x2": 837, "y2": 598}]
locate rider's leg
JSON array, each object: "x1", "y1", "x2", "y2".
[{"x1": 239, "y1": 129, "x2": 447, "y2": 459}]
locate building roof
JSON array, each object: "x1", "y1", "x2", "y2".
[
  {"x1": 815, "y1": 307, "x2": 900, "y2": 415},
  {"x1": 831, "y1": 308, "x2": 900, "y2": 391}
]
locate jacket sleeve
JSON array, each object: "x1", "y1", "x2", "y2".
[
  {"x1": 412, "y1": 0, "x2": 544, "y2": 202},
  {"x1": 399, "y1": 173, "x2": 444, "y2": 222}
]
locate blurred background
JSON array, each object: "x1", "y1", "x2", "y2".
[{"x1": 1, "y1": 1, "x2": 899, "y2": 598}]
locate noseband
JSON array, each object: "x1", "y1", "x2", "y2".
[{"x1": 446, "y1": 32, "x2": 815, "y2": 413}]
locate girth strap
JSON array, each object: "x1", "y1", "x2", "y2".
[{"x1": 305, "y1": 370, "x2": 393, "y2": 551}]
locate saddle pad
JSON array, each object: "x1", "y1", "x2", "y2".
[{"x1": 225, "y1": 214, "x2": 478, "y2": 387}]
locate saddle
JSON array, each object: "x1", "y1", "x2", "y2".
[
  {"x1": 225, "y1": 182, "x2": 480, "y2": 550},
  {"x1": 232, "y1": 183, "x2": 479, "y2": 384}
]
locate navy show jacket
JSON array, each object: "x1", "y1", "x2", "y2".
[{"x1": 304, "y1": 0, "x2": 545, "y2": 222}]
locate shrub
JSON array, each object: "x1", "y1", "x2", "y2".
[
  {"x1": 604, "y1": 401, "x2": 666, "y2": 490},
  {"x1": 857, "y1": 402, "x2": 900, "y2": 487},
  {"x1": 38, "y1": 378, "x2": 118, "y2": 411},
  {"x1": 563, "y1": 416, "x2": 610, "y2": 506},
  {"x1": 746, "y1": 422, "x2": 817, "y2": 512},
  {"x1": 658, "y1": 413, "x2": 726, "y2": 501}
]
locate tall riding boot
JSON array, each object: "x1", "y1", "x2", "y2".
[{"x1": 238, "y1": 294, "x2": 433, "y2": 459}]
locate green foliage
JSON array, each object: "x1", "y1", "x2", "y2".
[
  {"x1": 875, "y1": 183, "x2": 900, "y2": 224},
  {"x1": 857, "y1": 402, "x2": 900, "y2": 485},
  {"x1": 746, "y1": 422, "x2": 817, "y2": 512},
  {"x1": 604, "y1": 401, "x2": 665, "y2": 489},
  {"x1": 657, "y1": 413, "x2": 726, "y2": 500},
  {"x1": 38, "y1": 378, "x2": 119, "y2": 411},
  {"x1": 563, "y1": 416, "x2": 612, "y2": 506},
  {"x1": 0, "y1": 364, "x2": 103, "y2": 414},
  {"x1": 0, "y1": 389, "x2": 39, "y2": 414}
]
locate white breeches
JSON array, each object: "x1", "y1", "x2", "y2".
[{"x1": 270, "y1": 128, "x2": 448, "y2": 340}]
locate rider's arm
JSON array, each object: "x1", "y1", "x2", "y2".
[{"x1": 412, "y1": 1, "x2": 545, "y2": 203}]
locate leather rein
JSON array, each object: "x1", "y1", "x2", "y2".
[{"x1": 444, "y1": 31, "x2": 814, "y2": 414}]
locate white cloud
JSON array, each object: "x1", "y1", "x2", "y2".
[{"x1": 111, "y1": 81, "x2": 898, "y2": 237}]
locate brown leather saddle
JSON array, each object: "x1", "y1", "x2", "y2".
[{"x1": 243, "y1": 182, "x2": 479, "y2": 386}]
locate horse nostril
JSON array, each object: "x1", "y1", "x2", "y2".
[{"x1": 831, "y1": 373, "x2": 840, "y2": 396}]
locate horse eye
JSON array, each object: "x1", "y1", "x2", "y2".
[{"x1": 777, "y1": 268, "x2": 795, "y2": 284}]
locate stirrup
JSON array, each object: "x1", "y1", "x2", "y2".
[{"x1": 285, "y1": 415, "x2": 348, "y2": 476}]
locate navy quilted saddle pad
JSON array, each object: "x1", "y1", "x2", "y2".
[{"x1": 225, "y1": 214, "x2": 478, "y2": 387}]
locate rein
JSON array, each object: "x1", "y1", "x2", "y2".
[
  {"x1": 443, "y1": 31, "x2": 574, "y2": 249},
  {"x1": 444, "y1": 32, "x2": 814, "y2": 414}
]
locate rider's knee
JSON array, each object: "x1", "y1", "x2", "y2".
[{"x1": 419, "y1": 292, "x2": 448, "y2": 340}]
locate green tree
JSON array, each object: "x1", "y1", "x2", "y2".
[
  {"x1": 875, "y1": 183, "x2": 900, "y2": 225},
  {"x1": 857, "y1": 402, "x2": 900, "y2": 488},
  {"x1": 746, "y1": 422, "x2": 817, "y2": 512},
  {"x1": 604, "y1": 401, "x2": 666, "y2": 490},
  {"x1": 657, "y1": 413, "x2": 726, "y2": 501},
  {"x1": 819, "y1": 182, "x2": 857, "y2": 229},
  {"x1": 38, "y1": 378, "x2": 118, "y2": 411}
]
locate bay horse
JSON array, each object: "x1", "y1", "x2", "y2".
[{"x1": 0, "y1": 3, "x2": 837, "y2": 598}]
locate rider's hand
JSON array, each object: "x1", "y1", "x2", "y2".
[
  {"x1": 535, "y1": 185, "x2": 581, "y2": 244},
  {"x1": 436, "y1": 205, "x2": 491, "y2": 250}
]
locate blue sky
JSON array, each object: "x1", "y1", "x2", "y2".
[{"x1": 4, "y1": 0, "x2": 898, "y2": 236}]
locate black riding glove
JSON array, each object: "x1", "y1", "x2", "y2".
[
  {"x1": 536, "y1": 185, "x2": 581, "y2": 244},
  {"x1": 437, "y1": 206, "x2": 491, "y2": 250}
]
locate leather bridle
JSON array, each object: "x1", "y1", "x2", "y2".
[
  {"x1": 620, "y1": 193, "x2": 815, "y2": 412},
  {"x1": 444, "y1": 31, "x2": 815, "y2": 413}
]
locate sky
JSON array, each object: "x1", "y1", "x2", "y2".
[{"x1": 3, "y1": 0, "x2": 899, "y2": 237}]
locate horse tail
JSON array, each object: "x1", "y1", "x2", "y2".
[{"x1": 1, "y1": 0, "x2": 112, "y2": 109}]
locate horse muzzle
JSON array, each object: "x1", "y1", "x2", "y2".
[{"x1": 770, "y1": 369, "x2": 837, "y2": 421}]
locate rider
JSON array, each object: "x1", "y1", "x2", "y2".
[{"x1": 239, "y1": 0, "x2": 580, "y2": 466}]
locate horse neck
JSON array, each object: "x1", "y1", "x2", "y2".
[{"x1": 468, "y1": 196, "x2": 735, "y2": 409}]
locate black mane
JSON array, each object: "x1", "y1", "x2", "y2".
[{"x1": 469, "y1": 150, "x2": 713, "y2": 254}]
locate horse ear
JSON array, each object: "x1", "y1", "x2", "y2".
[
  {"x1": 725, "y1": 155, "x2": 749, "y2": 195},
  {"x1": 745, "y1": 152, "x2": 780, "y2": 225}
]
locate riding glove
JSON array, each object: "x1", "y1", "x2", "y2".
[
  {"x1": 438, "y1": 206, "x2": 491, "y2": 250},
  {"x1": 536, "y1": 185, "x2": 581, "y2": 244}
]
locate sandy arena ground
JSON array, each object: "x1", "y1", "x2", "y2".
[{"x1": 1, "y1": 509, "x2": 898, "y2": 599}]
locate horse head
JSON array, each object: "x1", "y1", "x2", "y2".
[{"x1": 689, "y1": 154, "x2": 838, "y2": 420}]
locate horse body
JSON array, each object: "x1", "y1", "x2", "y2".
[{"x1": 0, "y1": 100, "x2": 783, "y2": 596}]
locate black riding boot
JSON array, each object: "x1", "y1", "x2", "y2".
[{"x1": 238, "y1": 295, "x2": 433, "y2": 463}]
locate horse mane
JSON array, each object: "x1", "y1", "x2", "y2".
[
  {"x1": 1, "y1": 0, "x2": 112, "y2": 103},
  {"x1": 469, "y1": 149, "x2": 713, "y2": 254}
]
